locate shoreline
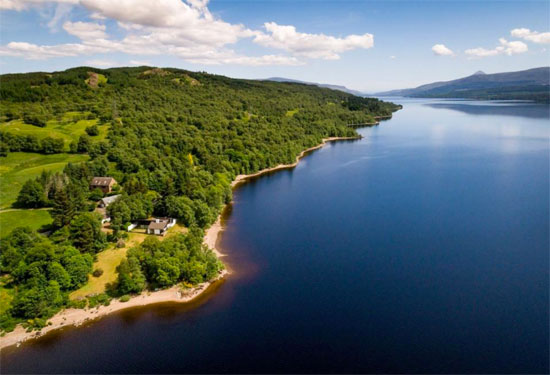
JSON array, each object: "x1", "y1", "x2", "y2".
[
  {"x1": 0, "y1": 135, "x2": 361, "y2": 351},
  {"x1": 231, "y1": 136, "x2": 361, "y2": 187},
  {"x1": 0, "y1": 270, "x2": 227, "y2": 351}
]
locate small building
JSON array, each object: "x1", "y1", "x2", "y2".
[
  {"x1": 146, "y1": 218, "x2": 176, "y2": 236},
  {"x1": 90, "y1": 177, "x2": 117, "y2": 193},
  {"x1": 98, "y1": 194, "x2": 121, "y2": 208}
]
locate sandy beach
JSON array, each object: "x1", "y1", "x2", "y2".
[
  {"x1": 0, "y1": 135, "x2": 360, "y2": 351},
  {"x1": 0, "y1": 270, "x2": 227, "y2": 350}
]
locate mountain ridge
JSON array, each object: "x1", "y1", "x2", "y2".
[
  {"x1": 263, "y1": 77, "x2": 365, "y2": 96},
  {"x1": 376, "y1": 67, "x2": 550, "y2": 102}
]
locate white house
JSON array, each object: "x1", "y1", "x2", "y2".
[{"x1": 146, "y1": 218, "x2": 176, "y2": 236}]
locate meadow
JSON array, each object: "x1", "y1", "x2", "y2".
[
  {"x1": 0, "y1": 208, "x2": 52, "y2": 238},
  {"x1": 1, "y1": 111, "x2": 108, "y2": 151},
  {"x1": 0, "y1": 152, "x2": 88, "y2": 208}
]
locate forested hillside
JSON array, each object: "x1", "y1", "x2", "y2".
[{"x1": 0, "y1": 66, "x2": 399, "y2": 331}]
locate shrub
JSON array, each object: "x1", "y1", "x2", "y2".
[
  {"x1": 119, "y1": 295, "x2": 130, "y2": 302},
  {"x1": 85, "y1": 124, "x2": 99, "y2": 136},
  {"x1": 92, "y1": 268, "x2": 104, "y2": 277}
]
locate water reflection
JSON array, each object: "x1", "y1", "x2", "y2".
[{"x1": 425, "y1": 101, "x2": 550, "y2": 118}]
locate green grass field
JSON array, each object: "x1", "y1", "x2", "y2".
[
  {"x1": 0, "y1": 152, "x2": 88, "y2": 208},
  {"x1": 0, "y1": 208, "x2": 52, "y2": 238},
  {"x1": 70, "y1": 225, "x2": 189, "y2": 299},
  {"x1": 1, "y1": 112, "x2": 109, "y2": 151},
  {"x1": 69, "y1": 232, "x2": 148, "y2": 299}
]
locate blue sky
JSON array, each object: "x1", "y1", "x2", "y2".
[{"x1": 1, "y1": 0, "x2": 549, "y2": 91}]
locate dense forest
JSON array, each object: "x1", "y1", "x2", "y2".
[{"x1": 0, "y1": 66, "x2": 399, "y2": 331}]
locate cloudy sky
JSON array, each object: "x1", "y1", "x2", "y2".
[{"x1": 1, "y1": 0, "x2": 549, "y2": 91}]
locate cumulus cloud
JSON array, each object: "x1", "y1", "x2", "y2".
[
  {"x1": 254, "y1": 22, "x2": 373, "y2": 60},
  {"x1": 510, "y1": 28, "x2": 550, "y2": 44},
  {"x1": 465, "y1": 38, "x2": 528, "y2": 58},
  {"x1": 63, "y1": 21, "x2": 107, "y2": 40},
  {"x1": 431, "y1": 44, "x2": 454, "y2": 56},
  {"x1": 0, "y1": 41, "x2": 105, "y2": 59},
  {"x1": 1, "y1": 0, "x2": 375, "y2": 66}
]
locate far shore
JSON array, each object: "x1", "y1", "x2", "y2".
[{"x1": 0, "y1": 135, "x2": 363, "y2": 351}]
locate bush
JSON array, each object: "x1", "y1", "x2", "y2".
[
  {"x1": 85, "y1": 124, "x2": 100, "y2": 136},
  {"x1": 68, "y1": 299, "x2": 87, "y2": 309},
  {"x1": 119, "y1": 295, "x2": 130, "y2": 302},
  {"x1": 23, "y1": 114, "x2": 47, "y2": 127},
  {"x1": 116, "y1": 239, "x2": 126, "y2": 248},
  {"x1": 87, "y1": 293, "x2": 111, "y2": 308},
  {"x1": 16, "y1": 179, "x2": 47, "y2": 208},
  {"x1": 92, "y1": 268, "x2": 104, "y2": 277},
  {"x1": 89, "y1": 188, "x2": 104, "y2": 201}
]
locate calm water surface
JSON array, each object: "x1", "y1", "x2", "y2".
[{"x1": 2, "y1": 98, "x2": 549, "y2": 374}]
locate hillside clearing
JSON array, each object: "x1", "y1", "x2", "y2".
[
  {"x1": 0, "y1": 152, "x2": 88, "y2": 208},
  {"x1": 70, "y1": 224, "x2": 189, "y2": 299},
  {"x1": 1, "y1": 113, "x2": 108, "y2": 151},
  {"x1": 0, "y1": 209, "x2": 52, "y2": 238}
]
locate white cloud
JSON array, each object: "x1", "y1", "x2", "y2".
[
  {"x1": 253, "y1": 22, "x2": 373, "y2": 60},
  {"x1": 510, "y1": 28, "x2": 550, "y2": 44},
  {"x1": 46, "y1": 3, "x2": 73, "y2": 30},
  {"x1": 431, "y1": 44, "x2": 454, "y2": 56},
  {"x1": 85, "y1": 59, "x2": 119, "y2": 67},
  {"x1": 80, "y1": 0, "x2": 254, "y2": 47},
  {"x1": 389, "y1": 55, "x2": 396, "y2": 59},
  {"x1": 1, "y1": 0, "x2": 375, "y2": 66},
  {"x1": 465, "y1": 38, "x2": 528, "y2": 58},
  {"x1": 129, "y1": 59, "x2": 151, "y2": 66},
  {"x1": 0, "y1": 41, "x2": 105, "y2": 59},
  {"x1": 0, "y1": 0, "x2": 77, "y2": 11},
  {"x1": 63, "y1": 21, "x2": 107, "y2": 40}
]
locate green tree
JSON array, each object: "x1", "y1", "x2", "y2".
[
  {"x1": 69, "y1": 212, "x2": 106, "y2": 253},
  {"x1": 16, "y1": 179, "x2": 47, "y2": 208},
  {"x1": 116, "y1": 257, "x2": 146, "y2": 294},
  {"x1": 85, "y1": 124, "x2": 99, "y2": 136},
  {"x1": 50, "y1": 182, "x2": 86, "y2": 228},
  {"x1": 77, "y1": 134, "x2": 91, "y2": 153}
]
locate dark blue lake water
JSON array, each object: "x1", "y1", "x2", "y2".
[{"x1": 2, "y1": 98, "x2": 548, "y2": 374}]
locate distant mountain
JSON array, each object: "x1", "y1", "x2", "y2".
[
  {"x1": 376, "y1": 67, "x2": 550, "y2": 102},
  {"x1": 264, "y1": 77, "x2": 365, "y2": 96}
]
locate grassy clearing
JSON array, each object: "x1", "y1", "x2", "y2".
[
  {"x1": 70, "y1": 232, "x2": 148, "y2": 300},
  {"x1": 0, "y1": 288, "x2": 14, "y2": 317},
  {"x1": 285, "y1": 109, "x2": 299, "y2": 117},
  {"x1": 70, "y1": 224, "x2": 189, "y2": 299},
  {"x1": 1, "y1": 113, "x2": 108, "y2": 151},
  {"x1": 0, "y1": 209, "x2": 52, "y2": 238},
  {"x1": 0, "y1": 152, "x2": 88, "y2": 208}
]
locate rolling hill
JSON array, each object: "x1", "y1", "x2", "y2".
[
  {"x1": 264, "y1": 77, "x2": 365, "y2": 96},
  {"x1": 376, "y1": 67, "x2": 550, "y2": 102}
]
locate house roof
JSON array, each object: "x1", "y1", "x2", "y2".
[
  {"x1": 91, "y1": 177, "x2": 116, "y2": 186},
  {"x1": 148, "y1": 219, "x2": 170, "y2": 230},
  {"x1": 100, "y1": 194, "x2": 120, "y2": 206}
]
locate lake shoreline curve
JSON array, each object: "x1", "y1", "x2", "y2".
[{"x1": 1, "y1": 135, "x2": 362, "y2": 351}]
